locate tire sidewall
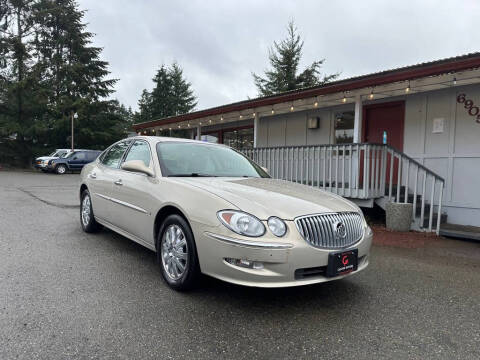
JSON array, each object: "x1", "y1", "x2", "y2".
[
  {"x1": 157, "y1": 214, "x2": 199, "y2": 290},
  {"x1": 80, "y1": 189, "x2": 99, "y2": 233}
]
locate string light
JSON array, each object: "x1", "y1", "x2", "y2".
[
  {"x1": 199, "y1": 122, "x2": 202, "y2": 125},
  {"x1": 290, "y1": 103, "x2": 294, "y2": 111},
  {"x1": 369, "y1": 89, "x2": 374, "y2": 99},
  {"x1": 314, "y1": 96, "x2": 318, "y2": 107},
  {"x1": 220, "y1": 116, "x2": 223, "y2": 121},
  {"x1": 453, "y1": 77, "x2": 457, "y2": 85},
  {"x1": 209, "y1": 119, "x2": 212, "y2": 123},
  {"x1": 239, "y1": 114, "x2": 243, "y2": 119},
  {"x1": 252, "y1": 111, "x2": 256, "y2": 117},
  {"x1": 187, "y1": 123, "x2": 190, "y2": 127},
  {"x1": 271, "y1": 107, "x2": 275, "y2": 114},
  {"x1": 405, "y1": 81, "x2": 411, "y2": 93},
  {"x1": 342, "y1": 93, "x2": 347, "y2": 103}
]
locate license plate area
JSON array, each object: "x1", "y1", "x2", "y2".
[{"x1": 326, "y1": 249, "x2": 358, "y2": 277}]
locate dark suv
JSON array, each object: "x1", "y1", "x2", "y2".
[{"x1": 47, "y1": 150, "x2": 101, "y2": 174}]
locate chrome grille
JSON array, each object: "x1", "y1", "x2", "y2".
[{"x1": 294, "y1": 212, "x2": 364, "y2": 249}]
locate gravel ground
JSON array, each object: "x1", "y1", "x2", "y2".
[{"x1": 1, "y1": 171, "x2": 479, "y2": 360}]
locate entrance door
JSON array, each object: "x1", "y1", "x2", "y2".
[
  {"x1": 363, "y1": 101, "x2": 405, "y2": 185},
  {"x1": 363, "y1": 101, "x2": 405, "y2": 149}
]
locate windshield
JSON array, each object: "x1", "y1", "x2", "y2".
[{"x1": 156, "y1": 142, "x2": 269, "y2": 178}]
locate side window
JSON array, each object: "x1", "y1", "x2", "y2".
[
  {"x1": 75, "y1": 152, "x2": 86, "y2": 160},
  {"x1": 101, "y1": 141, "x2": 131, "y2": 168},
  {"x1": 123, "y1": 140, "x2": 151, "y2": 167}
]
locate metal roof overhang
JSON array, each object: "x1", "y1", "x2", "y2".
[{"x1": 133, "y1": 53, "x2": 480, "y2": 132}]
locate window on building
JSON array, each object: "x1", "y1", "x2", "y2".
[
  {"x1": 223, "y1": 127, "x2": 254, "y2": 150},
  {"x1": 201, "y1": 132, "x2": 220, "y2": 143},
  {"x1": 334, "y1": 111, "x2": 355, "y2": 144},
  {"x1": 157, "y1": 129, "x2": 194, "y2": 139}
]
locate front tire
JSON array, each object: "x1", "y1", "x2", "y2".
[
  {"x1": 157, "y1": 214, "x2": 200, "y2": 291},
  {"x1": 56, "y1": 164, "x2": 67, "y2": 174},
  {"x1": 80, "y1": 189, "x2": 101, "y2": 233}
]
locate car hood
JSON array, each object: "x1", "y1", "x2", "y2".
[
  {"x1": 36, "y1": 156, "x2": 57, "y2": 161},
  {"x1": 172, "y1": 177, "x2": 359, "y2": 220}
]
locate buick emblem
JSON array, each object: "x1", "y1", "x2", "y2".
[{"x1": 333, "y1": 221, "x2": 347, "y2": 240}]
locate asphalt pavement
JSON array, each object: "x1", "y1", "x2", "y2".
[{"x1": 1, "y1": 171, "x2": 479, "y2": 360}]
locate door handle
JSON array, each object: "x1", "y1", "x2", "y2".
[
  {"x1": 114, "y1": 179, "x2": 123, "y2": 186},
  {"x1": 90, "y1": 172, "x2": 97, "y2": 179}
]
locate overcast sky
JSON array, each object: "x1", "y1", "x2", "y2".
[{"x1": 78, "y1": 0, "x2": 480, "y2": 112}]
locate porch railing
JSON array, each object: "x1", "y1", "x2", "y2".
[{"x1": 241, "y1": 143, "x2": 445, "y2": 234}]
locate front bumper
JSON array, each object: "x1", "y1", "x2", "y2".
[{"x1": 193, "y1": 221, "x2": 373, "y2": 288}]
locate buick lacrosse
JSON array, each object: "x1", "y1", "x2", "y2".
[{"x1": 79, "y1": 137, "x2": 372, "y2": 290}]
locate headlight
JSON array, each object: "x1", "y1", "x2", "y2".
[
  {"x1": 217, "y1": 210, "x2": 265, "y2": 237},
  {"x1": 267, "y1": 216, "x2": 287, "y2": 237}
]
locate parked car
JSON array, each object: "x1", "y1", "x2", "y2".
[
  {"x1": 79, "y1": 137, "x2": 372, "y2": 290},
  {"x1": 34, "y1": 149, "x2": 71, "y2": 171},
  {"x1": 48, "y1": 150, "x2": 101, "y2": 174}
]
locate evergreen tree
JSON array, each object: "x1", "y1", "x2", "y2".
[
  {"x1": 0, "y1": 0, "x2": 47, "y2": 165},
  {"x1": 170, "y1": 62, "x2": 197, "y2": 116},
  {"x1": 253, "y1": 21, "x2": 339, "y2": 96},
  {"x1": 33, "y1": 0, "x2": 117, "y2": 148},
  {"x1": 134, "y1": 63, "x2": 197, "y2": 123},
  {"x1": 0, "y1": 0, "x2": 130, "y2": 165},
  {"x1": 149, "y1": 65, "x2": 173, "y2": 119}
]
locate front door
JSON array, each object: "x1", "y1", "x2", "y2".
[
  {"x1": 363, "y1": 101, "x2": 405, "y2": 149},
  {"x1": 363, "y1": 101, "x2": 405, "y2": 185}
]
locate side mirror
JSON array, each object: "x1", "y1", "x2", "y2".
[
  {"x1": 121, "y1": 160, "x2": 155, "y2": 177},
  {"x1": 261, "y1": 166, "x2": 269, "y2": 174}
]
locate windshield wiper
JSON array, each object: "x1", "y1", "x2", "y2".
[{"x1": 168, "y1": 173, "x2": 218, "y2": 177}]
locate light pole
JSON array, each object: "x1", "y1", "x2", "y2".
[{"x1": 71, "y1": 112, "x2": 78, "y2": 152}]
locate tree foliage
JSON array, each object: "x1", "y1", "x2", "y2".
[
  {"x1": 0, "y1": 0, "x2": 132, "y2": 166},
  {"x1": 253, "y1": 21, "x2": 339, "y2": 96},
  {"x1": 134, "y1": 62, "x2": 197, "y2": 123}
]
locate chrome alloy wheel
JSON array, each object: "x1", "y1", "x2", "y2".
[
  {"x1": 161, "y1": 224, "x2": 188, "y2": 280},
  {"x1": 81, "y1": 195, "x2": 91, "y2": 227}
]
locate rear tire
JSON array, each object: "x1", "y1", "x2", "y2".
[
  {"x1": 80, "y1": 189, "x2": 101, "y2": 233},
  {"x1": 157, "y1": 214, "x2": 200, "y2": 291},
  {"x1": 56, "y1": 164, "x2": 67, "y2": 174}
]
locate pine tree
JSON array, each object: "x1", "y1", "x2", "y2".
[
  {"x1": 0, "y1": 0, "x2": 47, "y2": 165},
  {"x1": 33, "y1": 0, "x2": 117, "y2": 148},
  {"x1": 253, "y1": 21, "x2": 339, "y2": 96},
  {"x1": 170, "y1": 62, "x2": 197, "y2": 116},
  {"x1": 149, "y1": 65, "x2": 173, "y2": 119},
  {"x1": 134, "y1": 63, "x2": 197, "y2": 123}
]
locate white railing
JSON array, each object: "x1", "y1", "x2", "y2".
[{"x1": 242, "y1": 143, "x2": 445, "y2": 234}]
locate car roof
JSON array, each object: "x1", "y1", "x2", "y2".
[{"x1": 133, "y1": 136, "x2": 227, "y2": 147}]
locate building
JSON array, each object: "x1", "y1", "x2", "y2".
[{"x1": 133, "y1": 53, "x2": 480, "y2": 236}]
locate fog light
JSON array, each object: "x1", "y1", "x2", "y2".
[{"x1": 224, "y1": 258, "x2": 264, "y2": 269}]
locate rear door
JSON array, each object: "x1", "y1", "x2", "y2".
[
  {"x1": 68, "y1": 151, "x2": 86, "y2": 171},
  {"x1": 110, "y1": 139, "x2": 157, "y2": 245},
  {"x1": 88, "y1": 141, "x2": 131, "y2": 224}
]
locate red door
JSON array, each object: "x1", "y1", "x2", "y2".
[
  {"x1": 362, "y1": 101, "x2": 405, "y2": 185},
  {"x1": 363, "y1": 101, "x2": 405, "y2": 149}
]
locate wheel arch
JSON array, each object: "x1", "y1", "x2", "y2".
[
  {"x1": 79, "y1": 183, "x2": 88, "y2": 200},
  {"x1": 153, "y1": 205, "x2": 191, "y2": 250}
]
